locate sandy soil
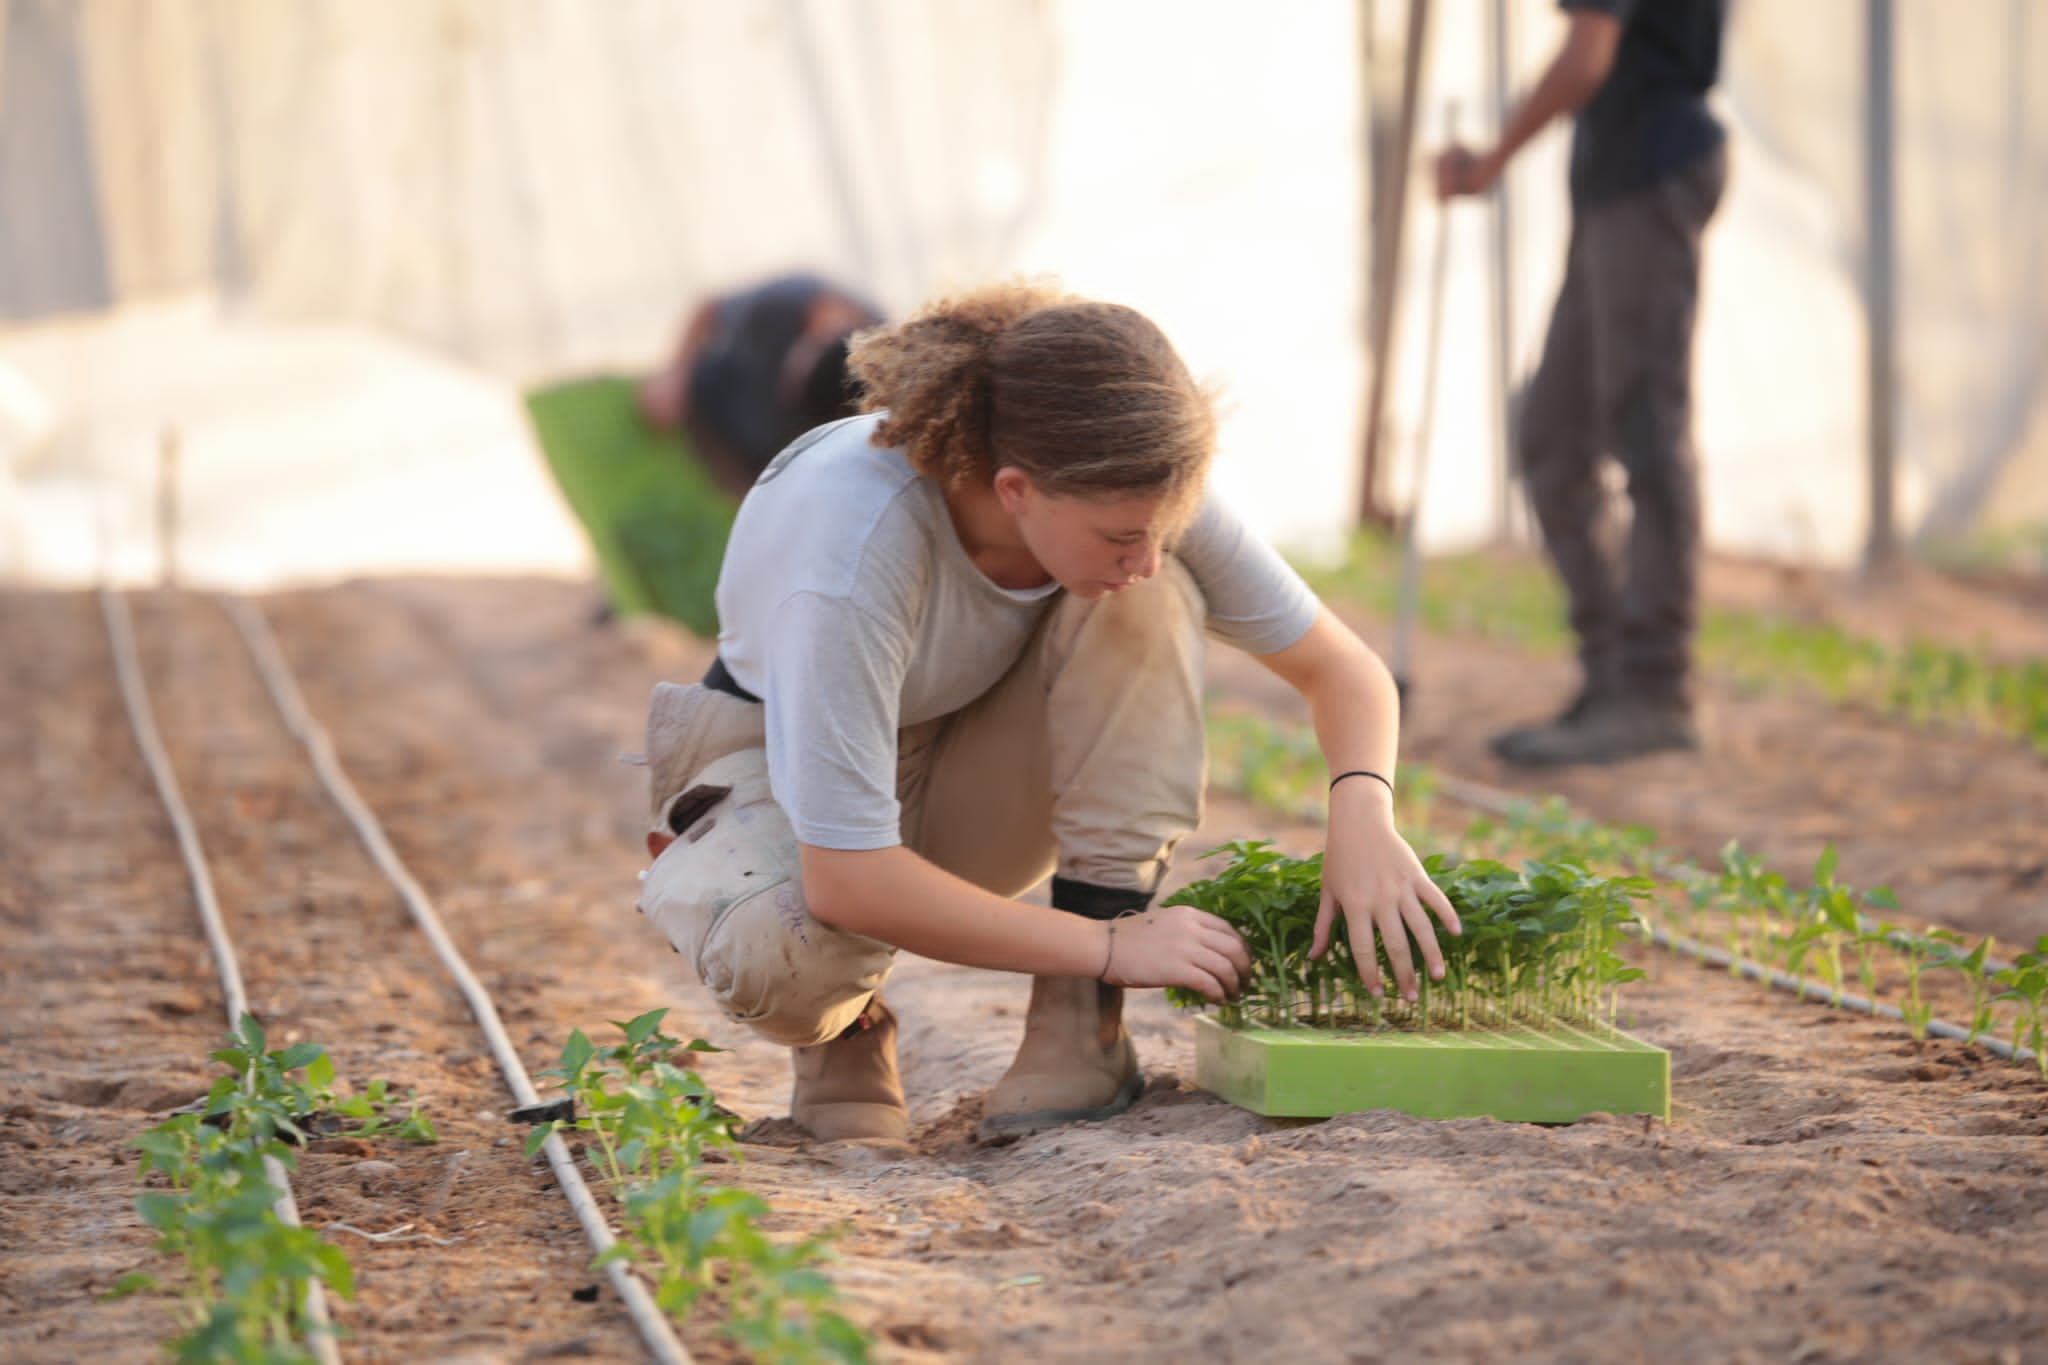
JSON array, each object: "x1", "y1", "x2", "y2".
[{"x1": 2, "y1": 570, "x2": 2043, "y2": 1365}]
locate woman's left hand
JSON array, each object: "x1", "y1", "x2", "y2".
[{"x1": 1308, "y1": 781, "x2": 1460, "y2": 1001}]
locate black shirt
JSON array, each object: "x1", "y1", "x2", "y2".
[
  {"x1": 1562, "y1": 0, "x2": 1729, "y2": 205},
  {"x1": 687, "y1": 273, "x2": 882, "y2": 481}
]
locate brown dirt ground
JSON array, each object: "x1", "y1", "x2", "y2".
[{"x1": 2, "y1": 563, "x2": 2044, "y2": 1365}]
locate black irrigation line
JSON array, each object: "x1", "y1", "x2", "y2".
[
  {"x1": 104, "y1": 586, "x2": 693, "y2": 1365},
  {"x1": 100, "y1": 588, "x2": 342, "y2": 1365},
  {"x1": 218, "y1": 594, "x2": 695, "y2": 1365},
  {"x1": 1426, "y1": 771, "x2": 2038, "y2": 1069},
  {"x1": 1643, "y1": 927, "x2": 2034, "y2": 1065}
]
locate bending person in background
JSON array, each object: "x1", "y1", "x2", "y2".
[
  {"x1": 633, "y1": 280, "x2": 1459, "y2": 1144},
  {"x1": 1437, "y1": 0, "x2": 1730, "y2": 765},
  {"x1": 639, "y1": 272, "x2": 885, "y2": 498}
]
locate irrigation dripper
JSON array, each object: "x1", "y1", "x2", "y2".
[{"x1": 508, "y1": 1096, "x2": 577, "y2": 1126}]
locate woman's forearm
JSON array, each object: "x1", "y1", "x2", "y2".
[
  {"x1": 1259, "y1": 608, "x2": 1401, "y2": 794},
  {"x1": 800, "y1": 843, "x2": 1108, "y2": 977},
  {"x1": 1303, "y1": 640, "x2": 1400, "y2": 789}
]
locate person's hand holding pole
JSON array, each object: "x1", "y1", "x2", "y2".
[
  {"x1": 1435, "y1": 144, "x2": 1503, "y2": 199},
  {"x1": 1434, "y1": 9, "x2": 1623, "y2": 202}
]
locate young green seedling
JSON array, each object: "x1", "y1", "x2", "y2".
[
  {"x1": 115, "y1": 1014, "x2": 430, "y2": 1364},
  {"x1": 1926, "y1": 929, "x2": 2001, "y2": 1044},
  {"x1": 528, "y1": 1009, "x2": 871, "y2": 1363},
  {"x1": 1165, "y1": 842, "x2": 1649, "y2": 1032},
  {"x1": 1876, "y1": 931, "x2": 1950, "y2": 1041},
  {"x1": 1990, "y1": 943, "x2": 2048, "y2": 1078},
  {"x1": 1207, "y1": 707, "x2": 2043, "y2": 1078}
]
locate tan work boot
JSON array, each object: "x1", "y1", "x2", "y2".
[
  {"x1": 974, "y1": 977, "x2": 1143, "y2": 1145},
  {"x1": 790, "y1": 997, "x2": 908, "y2": 1143}
]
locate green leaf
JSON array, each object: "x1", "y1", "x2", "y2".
[
  {"x1": 137, "y1": 1191, "x2": 185, "y2": 1231},
  {"x1": 306, "y1": 1052, "x2": 335, "y2": 1092},
  {"x1": 101, "y1": 1271, "x2": 159, "y2": 1301},
  {"x1": 276, "y1": 1042, "x2": 325, "y2": 1073},
  {"x1": 1813, "y1": 843, "x2": 1839, "y2": 887},
  {"x1": 560, "y1": 1030, "x2": 596, "y2": 1081},
  {"x1": 524, "y1": 1122, "x2": 559, "y2": 1159},
  {"x1": 313, "y1": 1241, "x2": 357, "y2": 1300},
  {"x1": 622, "y1": 1008, "x2": 669, "y2": 1047},
  {"x1": 237, "y1": 1013, "x2": 267, "y2": 1054}
]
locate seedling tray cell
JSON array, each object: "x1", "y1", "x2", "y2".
[{"x1": 1194, "y1": 1015, "x2": 1669, "y2": 1123}]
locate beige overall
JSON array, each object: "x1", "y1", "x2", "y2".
[{"x1": 636, "y1": 558, "x2": 1207, "y2": 1047}]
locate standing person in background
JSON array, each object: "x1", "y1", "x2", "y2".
[
  {"x1": 640, "y1": 272, "x2": 885, "y2": 498},
  {"x1": 1437, "y1": 0, "x2": 1730, "y2": 765}
]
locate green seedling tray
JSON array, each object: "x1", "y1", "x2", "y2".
[{"x1": 1194, "y1": 1014, "x2": 1669, "y2": 1123}]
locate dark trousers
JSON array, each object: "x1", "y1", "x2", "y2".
[{"x1": 1520, "y1": 146, "x2": 1728, "y2": 703}]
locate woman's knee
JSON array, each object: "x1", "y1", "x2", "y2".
[
  {"x1": 1042, "y1": 554, "x2": 1202, "y2": 672},
  {"x1": 636, "y1": 749, "x2": 893, "y2": 1047},
  {"x1": 692, "y1": 883, "x2": 894, "y2": 1047}
]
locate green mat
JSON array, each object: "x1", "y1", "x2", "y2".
[{"x1": 524, "y1": 377, "x2": 736, "y2": 638}]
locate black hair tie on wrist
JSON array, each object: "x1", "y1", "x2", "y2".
[{"x1": 1328, "y1": 769, "x2": 1394, "y2": 797}]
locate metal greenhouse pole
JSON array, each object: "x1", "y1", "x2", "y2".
[
  {"x1": 1487, "y1": 0, "x2": 1520, "y2": 543},
  {"x1": 1863, "y1": 0, "x2": 1901, "y2": 572},
  {"x1": 1358, "y1": 0, "x2": 1434, "y2": 530}
]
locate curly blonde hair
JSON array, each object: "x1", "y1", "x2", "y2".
[{"x1": 847, "y1": 279, "x2": 1215, "y2": 518}]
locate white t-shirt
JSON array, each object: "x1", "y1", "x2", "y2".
[{"x1": 715, "y1": 412, "x2": 1319, "y2": 849}]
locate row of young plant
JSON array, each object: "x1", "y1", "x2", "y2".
[
  {"x1": 1298, "y1": 532, "x2": 2048, "y2": 754},
  {"x1": 113, "y1": 1013, "x2": 438, "y2": 1364},
  {"x1": 1454, "y1": 797, "x2": 2048, "y2": 1076},
  {"x1": 1162, "y1": 839, "x2": 1649, "y2": 1033},
  {"x1": 523, "y1": 1009, "x2": 871, "y2": 1364},
  {"x1": 1201, "y1": 705, "x2": 2047, "y2": 1075}
]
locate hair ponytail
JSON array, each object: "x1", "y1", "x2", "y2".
[
  {"x1": 849, "y1": 279, "x2": 1213, "y2": 514},
  {"x1": 849, "y1": 280, "x2": 1069, "y2": 490}
]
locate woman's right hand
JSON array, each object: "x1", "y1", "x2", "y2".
[{"x1": 1099, "y1": 905, "x2": 1252, "y2": 1002}]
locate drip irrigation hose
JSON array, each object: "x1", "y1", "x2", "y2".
[
  {"x1": 100, "y1": 589, "x2": 342, "y2": 1365},
  {"x1": 1426, "y1": 772, "x2": 2036, "y2": 1067},
  {"x1": 1646, "y1": 927, "x2": 2033, "y2": 1065},
  {"x1": 1432, "y1": 771, "x2": 2014, "y2": 968},
  {"x1": 220, "y1": 596, "x2": 695, "y2": 1365}
]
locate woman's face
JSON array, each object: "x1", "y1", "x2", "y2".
[{"x1": 994, "y1": 468, "x2": 1174, "y2": 600}]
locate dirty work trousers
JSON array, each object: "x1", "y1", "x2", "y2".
[
  {"x1": 1519, "y1": 146, "x2": 1728, "y2": 703},
  {"x1": 635, "y1": 559, "x2": 1207, "y2": 1047}
]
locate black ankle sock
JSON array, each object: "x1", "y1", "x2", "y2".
[{"x1": 1049, "y1": 877, "x2": 1151, "y2": 922}]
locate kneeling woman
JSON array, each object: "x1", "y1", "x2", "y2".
[{"x1": 637, "y1": 280, "x2": 1457, "y2": 1143}]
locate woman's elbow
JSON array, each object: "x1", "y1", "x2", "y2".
[
  {"x1": 802, "y1": 878, "x2": 859, "y2": 931},
  {"x1": 797, "y1": 849, "x2": 876, "y2": 933}
]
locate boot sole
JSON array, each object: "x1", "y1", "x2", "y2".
[
  {"x1": 1500, "y1": 734, "x2": 1699, "y2": 767},
  {"x1": 970, "y1": 1068, "x2": 1145, "y2": 1147}
]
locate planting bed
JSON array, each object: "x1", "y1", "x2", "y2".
[{"x1": 3, "y1": 569, "x2": 2046, "y2": 1364}]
